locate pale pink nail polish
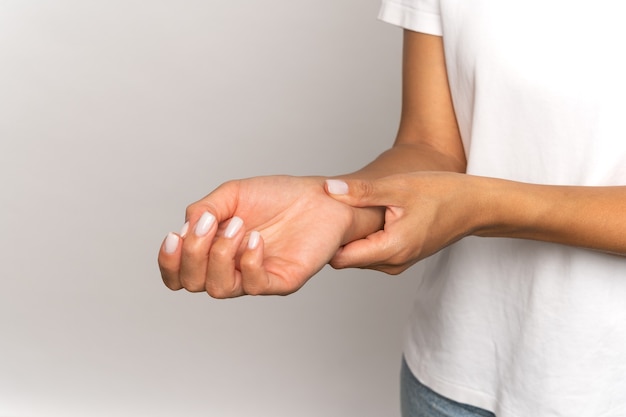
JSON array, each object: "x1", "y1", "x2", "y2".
[
  {"x1": 164, "y1": 233, "x2": 180, "y2": 254},
  {"x1": 224, "y1": 216, "x2": 243, "y2": 238},
  {"x1": 248, "y1": 231, "x2": 261, "y2": 249},
  {"x1": 326, "y1": 179, "x2": 348, "y2": 195},
  {"x1": 180, "y1": 221, "x2": 190, "y2": 238},
  {"x1": 194, "y1": 212, "x2": 216, "y2": 237}
]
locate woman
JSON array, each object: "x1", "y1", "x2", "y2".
[{"x1": 159, "y1": 0, "x2": 626, "y2": 415}]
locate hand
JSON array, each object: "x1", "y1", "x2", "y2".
[
  {"x1": 158, "y1": 175, "x2": 382, "y2": 298},
  {"x1": 325, "y1": 172, "x2": 485, "y2": 274}
]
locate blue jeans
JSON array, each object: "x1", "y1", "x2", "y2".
[{"x1": 401, "y1": 358, "x2": 496, "y2": 417}]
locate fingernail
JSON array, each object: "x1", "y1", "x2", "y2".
[
  {"x1": 326, "y1": 179, "x2": 348, "y2": 195},
  {"x1": 224, "y1": 216, "x2": 243, "y2": 238},
  {"x1": 164, "y1": 232, "x2": 180, "y2": 254},
  {"x1": 248, "y1": 231, "x2": 260, "y2": 249},
  {"x1": 194, "y1": 212, "x2": 216, "y2": 237},
  {"x1": 180, "y1": 221, "x2": 190, "y2": 238}
]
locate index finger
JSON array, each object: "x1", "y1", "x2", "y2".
[
  {"x1": 185, "y1": 180, "x2": 242, "y2": 226},
  {"x1": 158, "y1": 232, "x2": 184, "y2": 291}
]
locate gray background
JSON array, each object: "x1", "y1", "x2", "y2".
[{"x1": 0, "y1": 1, "x2": 422, "y2": 415}]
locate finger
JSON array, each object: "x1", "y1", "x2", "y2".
[
  {"x1": 325, "y1": 178, "x2": 399, "y2": 208},
  {"x1": 239, "y1": 231, "x2": 270, "y2": 295},
  {"x1": 158, "y1": 232, "x2": 184, "y2": 290},
  {"x1": 205, "y1": 216, "x2": 246, "y2": 298},
  {"x1": 329, "y1": 230, "x2": 394, "y2": 270},
  {"x1": 240, "y1": 232, "x2": 301, "y2": 296},
  {"x1": 185, "y1": 180, "x2": 241, "y2": 225},
  {"x1": 179, "y1": 211, "x2": 217, "y2": 292}
]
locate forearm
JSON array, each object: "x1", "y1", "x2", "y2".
[
  {"x1": 473, "y1": 177, "x2": 626, "y2": 255},
  {"x1": 340, "y1": 141, "x2": 466, "y2": 181}
]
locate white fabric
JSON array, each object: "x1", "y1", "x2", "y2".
[{"x1": 379, "y1": 1, "x2": 626, "y2": 416}]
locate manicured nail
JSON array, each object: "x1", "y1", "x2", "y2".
[
  {"x1": 194, "y1": 212, "x2": 216, "y2": 237},
  {"x1": 180, "y1": 221, "x2": 189, "y2": 238},
  {"x1": 164, "y1": 232, "x2": 180, "y2": 254},
  {"x1": 248, "y1": 231, "x2": 260, "y2": 249},
  {"x1": 326, "y1": 179, "x2": 348, "y2": 195},
  {"x1": 224, "y1": 216, "x2": 243, "y2": 238}
]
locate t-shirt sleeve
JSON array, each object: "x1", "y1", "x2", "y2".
[{"x1": 378, "y1": 0, "x2": 442, "y2": 36}]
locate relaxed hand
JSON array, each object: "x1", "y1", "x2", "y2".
[{"x1": 158, "y1": 175, "x2": 381, "y2": 298}]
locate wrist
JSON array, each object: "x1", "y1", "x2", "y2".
[
  {"x1": 471, "y1": 177, "x2": 546, "y2": 240},
  {"x1": 342, "y1": 206, "x2": 385, "y2": 245}
]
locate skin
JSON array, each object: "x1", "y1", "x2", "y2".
[
  {"x1": 158, "y1": 30, "x2": 626, "y2": 297},
  {"x1": 159, "y1": 175, "x2": 382, "y2": 297},
  {"x1": 326, "y1": 174, "x2": 626, "y2": 275}
]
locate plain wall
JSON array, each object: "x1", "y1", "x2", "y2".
[{"x1": 0, "y1": 1, "x2": 423, "y2": 415}]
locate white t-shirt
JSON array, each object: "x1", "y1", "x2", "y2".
[{"x1": 379, "y1": 1, "x2": 626, "y2": 416}]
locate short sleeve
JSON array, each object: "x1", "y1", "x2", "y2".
[{"x1": 378, "y1": 0, "x2": 442, "y2": 36}]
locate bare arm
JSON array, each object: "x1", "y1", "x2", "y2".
[
  {"x1": 325, "y1": 173, "x2": 626, "y2": 274},
  {"x1": 399, "y1": 28, "x2": 626, "y2": 257},
  {"x1": 329, "y1": 30, "x2": 467, "y2": 239},
  {"x1": 157, "y1": 31, "x2": 467, "y2": 297},
  {"x1": 477, "y1": 179, "x2": 626, "y2": 256},
  {"x1": 324, "y1": 32, "x2": 626, "y2": 271},
  {"x1": 343, "y1": 30, "x2": 466, "y2": 180}
]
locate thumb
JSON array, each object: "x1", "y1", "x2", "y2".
[
  {"x1": 325, "y1": 178, "x2": 391, "y2": 208},
  {"x1": 329, "y1": 230, "x2": 389, "y2": 269}
]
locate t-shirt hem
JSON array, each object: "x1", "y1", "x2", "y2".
[
  {"x1": 378, "y1": 0, "x2": 443, "y2": 36},
  {"x1": 403, "y1": 348, "x2": 520, "y2": 417}
]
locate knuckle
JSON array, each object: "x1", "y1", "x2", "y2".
[
  {"x1": 185, "y1": 202, "x2": 201, "y2": 221},
  {"x1": 241, "y1": 275, "x2": 268, "y2": 296},
  {"x1": 357, "y1": 180, "x2": 375, "y2": 198},
  {"x1": 205, "y1": 283, "x2": 231, "y2": 299},
  {"x1": 180, "y1": 245, "x2": 204, "y2": 267},
  {"x1": 185, "y1": 179, "x2": 239, "y2": 221},
  {"x1": 239, "y1": 254, "x2": 258, "y2": 271},
  {"x1": 209, "y1": 243, "x2": 232, "y2": 263}
]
